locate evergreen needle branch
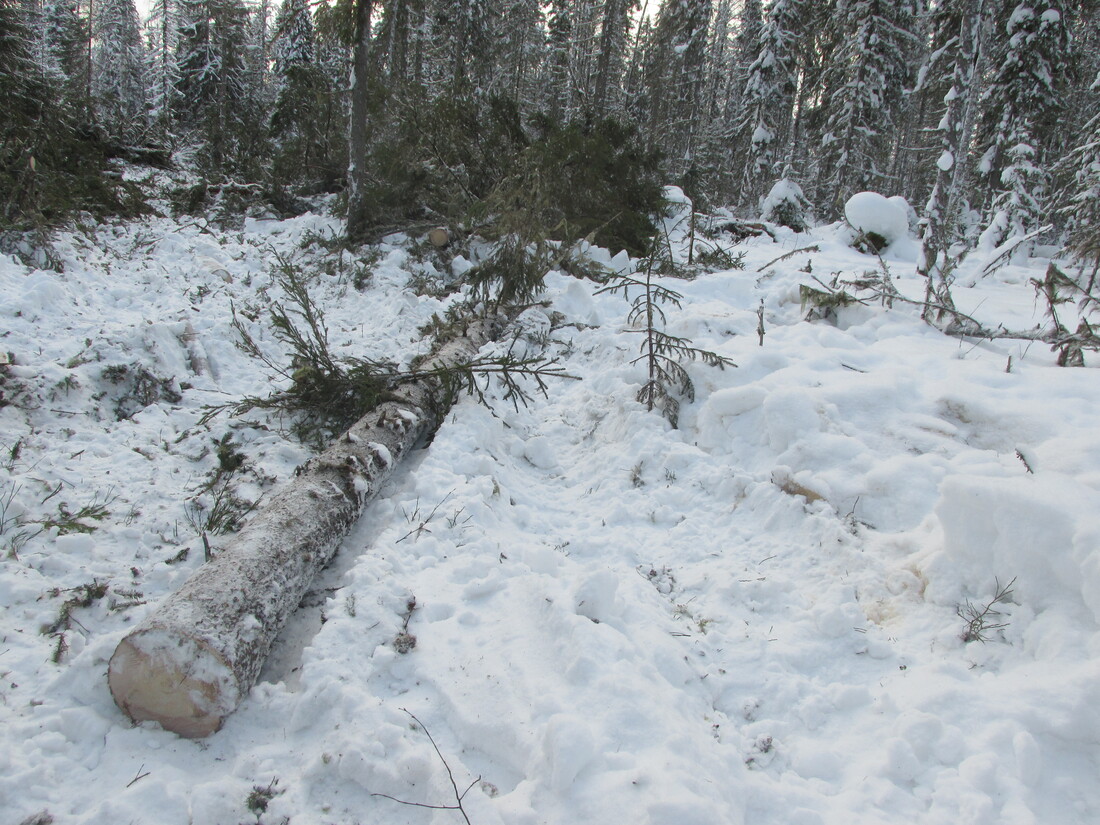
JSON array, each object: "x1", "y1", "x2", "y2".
[
  {"x1": 758, "y1": 245, "x2": 821, "y2": 273},
  {"x1": 206, "y1": 257, "x2": 579, "y2": 438},
  {"x1": 958, "y1": 577, "x2": 1017, "y2": 643},
  {"x1": 405, "y1": 353, "x2": 580, "y2": 414}
]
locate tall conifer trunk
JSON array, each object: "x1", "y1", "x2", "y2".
[
  {"x1": 917, "y1": 0, "x2": 987, "y2": 316},
  {"x1": 346, "y1": 0, "x2": 374, "y2": 242}
]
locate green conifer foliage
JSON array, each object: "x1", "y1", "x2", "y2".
[
  {"x1": 976, "y1": 0, "x2": 1070, "y2": 248},
  {"x1": 1, "y1": 0, "x2": 138, "y2": 233}
]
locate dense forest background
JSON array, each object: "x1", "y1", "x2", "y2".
[{"x1": 2, "y1": 0, "x2": 1099, "y2": 267}]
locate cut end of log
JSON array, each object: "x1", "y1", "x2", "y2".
[
  {"x1": 109, "y1": 628, "x2": 240, "y2": 738},
  {"x1": 428, "y1": 227, "x2": 450, "y2": 248}
]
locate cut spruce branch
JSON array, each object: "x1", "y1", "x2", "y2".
[
  {"x1": 958, "y1": 577, "x2": 1017, "y2": 643},
  {"x1": 204, "y1": 257, "x2": 574, "y2": 441},
  {"x1": 802, "y1": 264, "x2": 1100, "y2": 363},
  {"x1": 108, "y1": 306, "x2": 568, "y2": 738},
  {"x1": 757, "y1": 245, "x2": 820, "y2": 273}
]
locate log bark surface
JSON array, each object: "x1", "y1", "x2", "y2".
[{"x1": 109, "y1": 315, "x2": 506, "y2": 737}]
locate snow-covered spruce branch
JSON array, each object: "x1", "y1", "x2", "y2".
[
  {"x1": 757, "y1": 244, "x2": 821, "y2": 274},
  {"x1": 802, "y1": 261, "x2": 1100, "y2": 364},
  {"x1": 981, "y1": 226, "x2": 1053, "y2": 279}
]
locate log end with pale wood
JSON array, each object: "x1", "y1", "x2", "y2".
[{"x1": 109, "y1": 627, "x2": 239, "y2": 738}]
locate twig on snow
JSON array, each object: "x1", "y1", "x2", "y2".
[
  {"x1": 371, "y1": 709, "x2": 480, "y2": 825},
  {"x1": 126, "y1": 765, "x2": 151, "y2": 788}
]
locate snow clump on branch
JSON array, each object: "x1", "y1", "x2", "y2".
[{"x1": 844, "y1": 191, "x2": 912, "y2": 251}]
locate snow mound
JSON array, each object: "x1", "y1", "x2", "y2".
[
  {"x1": 887, "y1": 195, "x2": 917, "y2": 234},
  {"x1": 661, "y1": 186, "x2": 693, "y2": 239},
  {"x1": 762, "y1": 179, "x2": 809, "y2": 232},
  {"x1": 844, "y1": 191, "x2": 910, "y2": 247},
  {"x1": 934, "y1": 474, "x2": 1100, "y2": 621}
]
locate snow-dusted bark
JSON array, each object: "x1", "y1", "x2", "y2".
[{"x1": 109, "y1": 314, "x2": 510, "y2": 737}]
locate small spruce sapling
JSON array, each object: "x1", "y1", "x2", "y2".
[
  {"x1": 958, "y1": 577, "x2": 1016, "y2": 643},
  {"x1": 761, "y1": 178, "x2": 810, "y2": 232},
  {"x1": 597, "y1": 237, "x2": 736, "y2": 427},
  {"x1": 245, "y1": 777, "x2": 281, "y2": 817}
]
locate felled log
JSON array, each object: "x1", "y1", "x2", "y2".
[
  {"x1": 428, "y1": 227, "x2": 450, "y2": 248},
  {"x1": 714, "y1": 219, "x2": 773, "y2": 243},
  {"x1": 108, "y1": 313, "x2": 509, "y2": 737}
]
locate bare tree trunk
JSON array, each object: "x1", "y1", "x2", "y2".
[
  {"x1": 918, "y1": 0, "x2": 987, "y2": 319},
  {"x1": 345, "y1": 0, "x2": 374, "y2": 243},
  {"x1": 109, "y1": 314, "x2": 508, "y2": 738}
]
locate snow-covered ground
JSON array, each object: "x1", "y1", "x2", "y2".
[{"x1": 2, "y1": 204, "x2": 1099, "y2": 825}]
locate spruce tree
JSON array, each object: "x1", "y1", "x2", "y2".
[
  {"x1": 306, "y1": 0, "x2": 349, "y2": 190},
  {"x1": 270, "y1": 0, "x2": 324, "y2": 186},
  {"x1": 429, "y1": 0, "x2": 492, "y2": 91},
  {"x1": 39, "y1": 0, "x2": 90, "y2": 115},
  {"x1": 376, "y1": 0, "x2": 414, "y2": 82},
  {"x1": 175, "y1": 0, "x2": 255, "y2": 176},
  {"x1": 545, "y1": 0, "x2": 575, "y2": 119},
  {"x1": 272, "y1": 0, "x2": 315, "y2": 95},
  {"x1": 644, "y1": 0, "x2": 713, "y2": 183},
  {"x1": 2, "y1": 0, "x2": 53, "y2": 223},
  {"x1": 91, "y1": 0, "x2": 148, "y2": 141},
  {"x1": 144, "y1": 0, "x2": 180, "y2": 141},
  {"x1": 1053, "y1": 2, "x2": 1098, "y2": 253},
  {"x1": 916, "y1": 0, "x2": 989, "y2": 315},
  {"x1": 494, "y1": 0, "x2": 544, "y2": 103},
  {"x1": 592, "y1": 0, "x2": 636, "y2": 114},
  {"x1": 694, "y1": 0, "x2": 738, "y2": 200},
  {"x1": 346, "y1": 0, "x2": 376, "y2": 241},
  {"x1": 975, "y1": 0, "x2": 1070, "y2": 254},
  {"x1": 816, "y1": 0, "x2": 918, "y2": 215},
  {"x1": 2, "y1": 0, "x2": 130, "y2": 230},
  {"x1": 1062, "y1": 101, "x2": 1100, "y2": 265},
  {"x1": 735, "y1": 0, "x2": 803, "y2": 208}
]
